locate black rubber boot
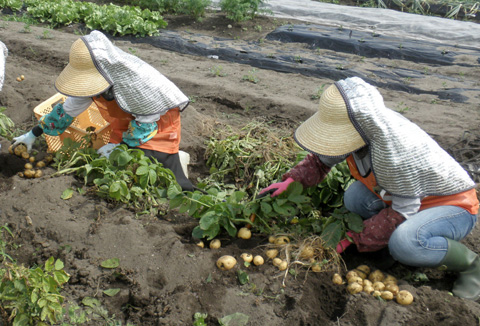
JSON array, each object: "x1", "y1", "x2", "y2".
[{"x1": 437, "y1": 238, "x2": 480, "y2": 301}]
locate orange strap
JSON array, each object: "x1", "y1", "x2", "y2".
[
  {"x1": 346, "y1": 155, "x2": 479, "y2": 215},
  {"x1": 93, "y1": 96, "x2": 181, "y2": 154}
]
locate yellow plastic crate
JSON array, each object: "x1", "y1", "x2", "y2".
[{"x1": 33, "y1": 93, "x2": 111, "y2": 152}]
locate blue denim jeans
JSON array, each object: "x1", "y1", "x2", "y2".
[{"x1": 344, "y1": 181, "x2": 478, "y2": 267}]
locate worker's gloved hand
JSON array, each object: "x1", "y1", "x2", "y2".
[
  {"x1": 12, "y1": 130, "x2": 36, "y2": 152},
  {"x1": 97, "y1": 143, "x2": 121, "y2": 159},
  {"x1": 258, "y1": 177, "x2": 295, "y2": 198}
]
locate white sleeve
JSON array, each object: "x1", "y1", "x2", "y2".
[
  {"x1": 133, "y1": 112, "x2": 163, "y2": 123},
  {"x1": 391, "y1": 195, "x2": 421, "y2": 219},
  {"x1": 63, "y1": 97, "x2": 93, "y2": 117}
]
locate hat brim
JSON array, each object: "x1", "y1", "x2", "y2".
[
  {"x1": 55, "y1": 64, "x2": 110, "y2": 97},
  {"x1": 294, "y1": 84, "x2": 366, "y2": 156}
]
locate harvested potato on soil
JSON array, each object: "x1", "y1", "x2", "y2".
[
  {"x1": 253, "y1": 255, "x2": 264, "y2": 266},
  {"x1": 346, "y1": 270, "x2": 358, "y2": 281},
  {"x1": 363, "y1": 285, "x2": 374, "y2": 294},
  {"x1": 272, "y1": 257, "x2": 282, "y2": 267},
  {"x1": 278, "y1": 260, "x2": 288, "y2": 271},
  {"x1": 274, "y1": 236, "x2": 290, "y2": 245},
  {"x1": 209, "y1": 239, "x2": 221, "y2": 249},
  {"x1": 14, "y1": 144, "x2": 27, "y2": 156},
  {"x1": 266, "y1": 249, "x2": 279, "y2": 259},
  {"x1": 347, "y1": 282, "x2": 363, "y2": 294},
  {"x1": 385, "y1": 283, "x2": 399, "y2": 296},
  {"x1": 397, "y1": 290, "x2": 414, "y2": 305},
  {"x1": 237, "y1": 227, "x2": 251, "y2": 239},
  {"x1": 24, "y1": 169, "x2": 35, "y2": 178},
  {"x1": 36, "y1": 161, "x2": 46, "y2": 168},
  {"x1": 348, "y1": 276, "x2": 363, "y2": 285},
  {"x1": 299, "y1": 246, "x2": 315, "y2": 260},
  {"x1": 196, "y1": 241, "x2": 204, "y2": 248},
  {"x1": 216, "y1": 255, "x2": 237, "y2": 271},
  {"x1": 383, "y1": 274, "x2": 398, "y2": 285},
  {"x1": 311, "y1": 262, "x2": 322, "y2": 272},
  {"x1": 268, "y1": 235, "x2": 276, "y2": 243},
  {"x1": 332, "y1": 273, "x2": 343, "y2": 285},
  {"x1": 25, "y1": 163, "x2": 33, "y2": 170},
  {"x1": 373, "y1": 281, "x2": 385, "y2": 291},
  {"x1": 240, "y1": 253, "x2": 253, "y2": 263},
  {"x1": 381, "y1": 291, "x2": 394, "y2": 300},
  {"x1": 34, "y1": 170, "x2": 43, "y2": 178},
  {"x1": 368, "y1": 270, "x2": 385, "y2": 283}
]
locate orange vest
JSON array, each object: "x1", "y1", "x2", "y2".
[
  {"x1": 346, "y1": 155, "x2": 479, "y2": 215},
  {"x1": 93, "y1": 96, "x2": 181, "y2": 154}
]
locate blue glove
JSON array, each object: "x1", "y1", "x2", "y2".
[
  {"x1": 12, "y1": 130, "x2": 36, "y2": 152},
  {"x1": 97, "y1": 143, "x2": 121, "y2": 159}
]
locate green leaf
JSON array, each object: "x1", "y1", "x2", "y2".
[
  {"x1": 13, "y1": 313, "x2": 30, "y2": 326},
  {"x1": 192, "y1": 226, "x2": 205, "y2": 239},
  {"x1": 136, "y1": 165, "x2": 149, "y2": 175},
  {"x1": 100, "y1": 258, "x2": 120, "y2": 269},
  {"x1": 103, "y1": 288, "x2": 121, "y2": 296},
  {"x1": 61, "y1": 188, "x2": 74, "y2": 200},
  {"x1": 260, "y1": 202, "x2": 272, "y2": 214},
  {"x1": 218, "y1": 312, "x2": 249, "y2": 326},
  {"x1": 54, "y1": 259, "x2": 64, "y2": 271},
  {"x1": 53, "y1": 270, "x2": 70, "y2": 285},
  {"x1": 237, "y1": 270, "x2": 249, "y2": 285},
  {"x1": 320, "y1": 221, "x2": 343, "y2": 249},
  {"x1": 199, "y1": 211, "x2": 219, "y2": 230},
  {"x1": 45, "y1": 256, "x2": 55, "y2": 272},
  {"x1": 82, "y1": 296, "x2": 101, "y2": 308},
  {"x1": 345, "y1": 212, "x2": 364, "y2": 233}
]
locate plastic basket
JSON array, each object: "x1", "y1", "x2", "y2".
[{"x1": 33, "y1": 93, "x2": 111, "y2": 152}]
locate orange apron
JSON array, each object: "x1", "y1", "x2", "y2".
[
  {"x1": 346, "y1": 155, "x2": 479, "y2": 215},
  {"x1": 93, "y1": 96, "x2": 181, "y2": 154}
]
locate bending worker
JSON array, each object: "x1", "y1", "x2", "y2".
[
  {"x1": 260, "y1": 77, "x2": 479, "y2": 300},
  {"x1": 12, "y1": 30, "x2": 193, "y2": 191}
]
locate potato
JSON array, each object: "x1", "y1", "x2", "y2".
[
  {"x1": 21, "y1": 151, "x2": 30, "y2": 159},
  {"x1": 16, "y1": 76, "x2": 22, "y2": 82},
  {"x1": 268, "y1": 235, "x2": 276, "y2": 243},
  {"x1": 265, "y1": 249, "x2": 279, "y2": 259},
  {"x1": 240, "y1": 253, "x2": 253, "y2": 263},
  {"x1": 20, "y1": 75, "x2": 25, "y2": 80},
  {"x1": 299, "y1": 246, "x2": 315, "y2": 260},
  {"x1": 368, "y1": 270, "x2": 385, "y2": 283},
  {"x1": 346, "y1": 270, "x2": 358, "y2": 281},
  {"x1": 209, "y1": 239, "x2": 221, "y2": 249},
  {"x1": 196, "y1": 241, "x2": 204, "y2": 248},
  {"x1": 36, "y1": 161, "x2": 46, "y2": 168},
  {"x1": 348, "y1": 276, "x2": 363, "y2": 286},
  {"x1": 385, "y1": 283, "x2": 399, "y2": 296},
  {"x1": 372, "y1": 290, "x2": 382, "y2": 297},
  {"x1": 274, "y1": 236, "x2": 290, "y2": 245},
  {"x1": 253, "y1": 255, "x2": 264, "y2": 266},
  {"x1": 216, "y1": 255, "x2": 237, "y2": 271},
  {"x1": 25, "y1": 163, "x2": 33, "y2": 170},
  {"x1": 278, "y1": 260, "x2": 288, "y2": 271},
  {"x1": 237, "y1": 227, "x2": 251, "y2": 239},
  {"x1": 363, "y1": 279, "x2": 373, "y2": 288},
  {"x1": 383, "y1": 274, "x2": 398, "y2": 285},
  {"x1": 332, "y1": 273, "x2": 343, "y2": 285},
  {"x1": 356, "y1": 264, "x2": 371, "y2": 275},
  {"x1": 34, "y1": 170, "x2": 43, "y2": 178},
  {"x1": 396, "y1": 290, "x2": 414, "y2": 305},
  {"x1": 8, "y1": 145, "x2": 14, "y2": 154},
  {"x1": 24, "y1": 169, "x2": 35, "y2": 178},
  {"x1": 381, "y1": 290, "x2": 394, "y2": 300},
  {"x1": 29, "y1": 156, "x2": 35, "y2": 163},
  {"x1": 14, "y1": 144, "x2": 27, "y2": 156},
  {"x1": 373, "y1": 281, "x2": 385, "y2": 291},
  {"x1": 311, "y1": 262, "x2": 321, "y2": 272},
  {"x1": 363, "y1": 285, "x2": 374, "y2": 294},
  {"x1": 272, "y1": 257, "x2": 282, "y2": 267},
  {"x1": 17, "y1": 172, "x2": 24, "y2": 178},
  {"x1": 347, "y1": 282, "x2": 363, "y2": 294},
  {"x1": 354, "y1": 269, "x2": 368, "y2": 280}
]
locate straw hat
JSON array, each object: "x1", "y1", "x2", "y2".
[
  {"x1": 55, "y1": 38, "x2": 111, "y2": 97},
  {"x1": 294, "y1": 83, "x2": 366, "y2": 156}
]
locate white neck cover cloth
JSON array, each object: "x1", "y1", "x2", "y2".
[
  {"x1": 82, "y1": 31, "x2": 189, "y2": 116},
  {"x1": 0, "y1": 41, "x2": 7, "y2": 91},
  {"x1": 337, "y1": 77, "x2": 475, "y2": 198}
]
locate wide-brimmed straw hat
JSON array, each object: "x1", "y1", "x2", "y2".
[
  {"x1": 55, "y1": 38, "x2": 110, "y2": 97},
  {"x1": 294, "y1": 83, "x2": 366, "y2": 157}
]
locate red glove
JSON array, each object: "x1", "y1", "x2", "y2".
[
  {"x1": 349, "y1": 207, "x2": 406, "y2": 252},
  {"x1": 336, "y1": 232, "x2": 354, "y2": 253},
  {"x1": 258, "y1": 177, "x2": 294, "y2": 198}
]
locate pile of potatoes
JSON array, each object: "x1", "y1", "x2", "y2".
[
  {"x1": 8, "y1": 144, "x2": 53, "y2": 179},
  {"x1": 332, "y1": 265, "x2": 414, "y2": 305},
  {"x1": 213, "y1": 233, "x2": 292, "y2": 272}
]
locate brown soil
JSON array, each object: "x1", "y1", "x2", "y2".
[{"x1": 0, "y1": 7, "x2": 479, "y2": 326}]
